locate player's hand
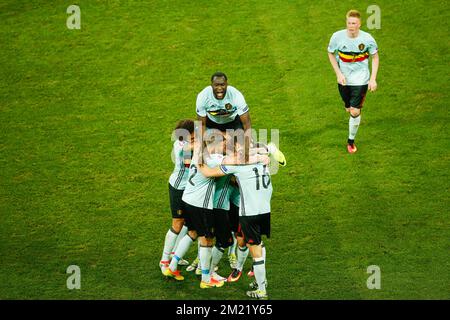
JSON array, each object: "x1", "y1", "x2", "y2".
[
  {"x1": 258, "y1": 154, "x2": 270, "y2": 166},
  {"x1": 337, "y1": 73, "x2": 346, "y2": 86},
  {"x1": 368, "y1": 79, "x2": 377, "y2": 92}
]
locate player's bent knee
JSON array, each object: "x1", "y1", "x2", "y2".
[
  {"x1": 248, "y1": 244, "x2": 263, "y2": 258},
  {"x1": 188, "y1": 230, "x2": 197, "y2": 240},
  {"x1": 171, "y1": 219, "x2": 184, "y2": 233},
  {"x1": 350, "y1": 108, "x2": 361, "y2": 117},
  {"x1": 198, "y1": 236, "x2": 209, "y2": 246},
  {"x1": 205, "y1": 237, "x2": 215, "y2": 247}
]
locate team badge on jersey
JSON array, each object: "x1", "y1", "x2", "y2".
[
  {"x1": 358, "y1": 43, "x2": 365, "y2": 51},
  {"x1": 225, "y1": 103, "x2": 232, "y2": 110}
]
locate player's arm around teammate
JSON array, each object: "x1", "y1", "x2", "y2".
[{"x1": 197, "y1": 153, "x2": 269, "y2": 255}]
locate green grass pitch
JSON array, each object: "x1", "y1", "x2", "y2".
[{"x1": 0, "y1": 0, "x2": 448, "y2": 299}]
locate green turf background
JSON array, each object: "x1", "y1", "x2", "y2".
[{"x1": 1, "y1": 0, "x2": 449, "y2": 299}]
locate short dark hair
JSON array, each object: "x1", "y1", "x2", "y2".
[
  {"x1": 175, "y1": 119, "x2": 195, "y2": 141},
  {"x1": 211, "y1": 71, "x2": 227, "y2": 82}
]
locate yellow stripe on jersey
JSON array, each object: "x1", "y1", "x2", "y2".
[{"x1": 338, "y1": 51, "x2": 369, "y2": 63}]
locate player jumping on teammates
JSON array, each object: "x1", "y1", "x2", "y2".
[
  {"x1": 189, "y1": 72, "x2": 285, "y2": 274},
  {"x1": 194, "y1": 72, "x2": 252, "y2": 271},
  {"x1": 196, "y1": 71, "x2": 251, "y2": 133},
  {"x1": 327, "y1": 9, "x2": 379, "y2": 153},
  {"x1": 196, "y1": 71, "x2": 286, "y2": 166}
]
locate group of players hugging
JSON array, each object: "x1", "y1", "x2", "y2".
[{"x1": 159, "y1": 72, "x2": 286, "y2": 300}]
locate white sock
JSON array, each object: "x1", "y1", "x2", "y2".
[
  {"x1": 172, "y1": 225, "x2": 188, "y2": 254},
  {"x1": 199, "y1": 246, "x2": 212, "y2": 282},
  {"x1": 161, "y1": 228, "x2": 178, "y2": 262},
  {"x1": 261, "y1": 241, "x2": 266, "y2": 261},
  {"x1": 228, "y1": 232, "x2": 237, "y2": 257},
  {"x1": 349, "y1": 115, "x2": 361, "y2": 141},
  {"x1": 168, "y1": 235, "x2": 193, "y2": 271},
  {"x1": 236, "y1": 245, "x2": 249, "y2": 271},
  {"x1": 253, "y1": 257, "x2": 267, "y2": 292},
  {"x1": 210, "y1": 246, "x2": 224, "y2": 275},
  {"x1": 196, "y1": 241, "x2": 201, "y2": 270}
]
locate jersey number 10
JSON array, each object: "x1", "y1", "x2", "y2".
[{"x1": 253, "y1": 165, "x2": 271, "y2": 190}]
